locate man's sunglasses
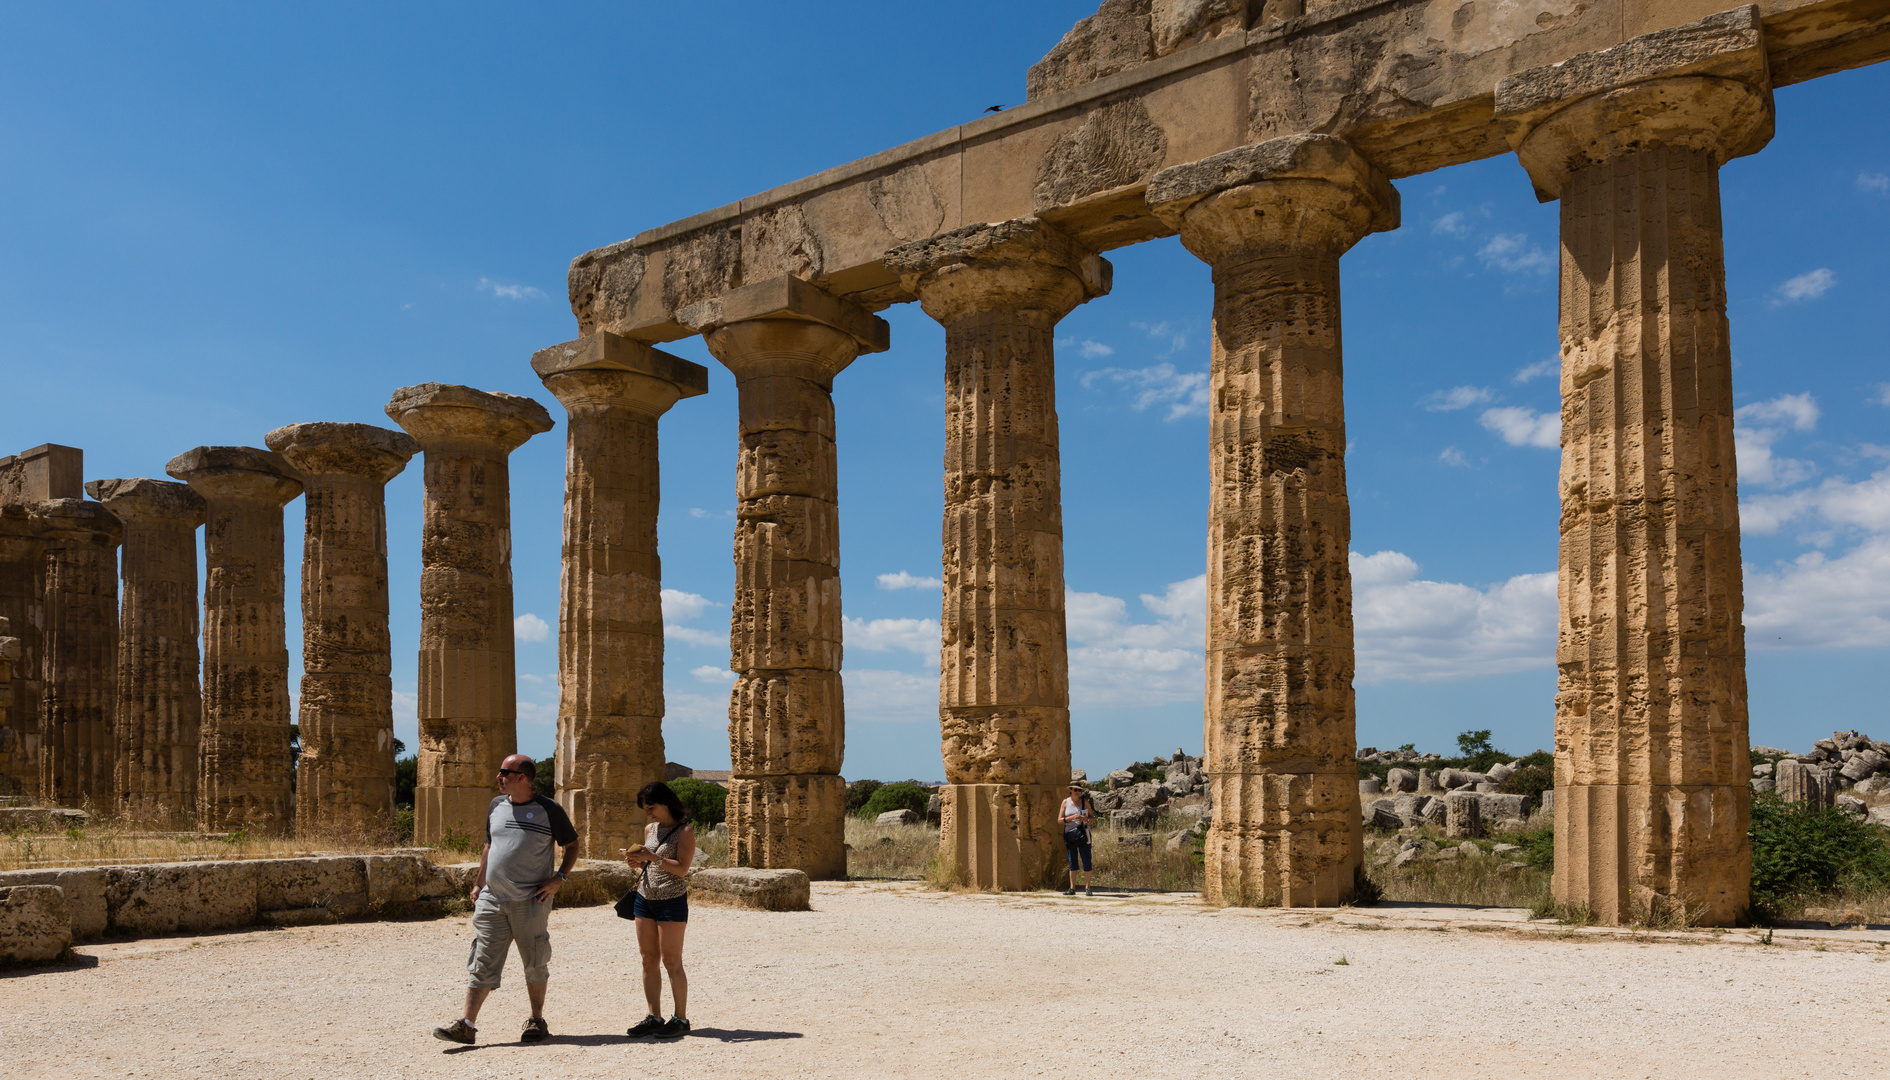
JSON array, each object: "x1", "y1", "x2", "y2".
[{"x1": 498, "y1": 768, "x2": 529, "y2": 777}]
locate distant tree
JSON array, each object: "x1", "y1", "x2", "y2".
[
  {"x1": 534, "y1": 757, "x2": 556, "y2": 797},
  {"x1": 670, "y1": 777, "x2": 727, "y2": 826},
  {"x1": 1456, "y1": 730, "x2": 1495, "y2": 758},
  {"x1": 859, "y1": 781, "x2": 931, "y2": 821},
  {"x1": 845, "y1": 779, "x2": 884, "y2": 817},
  {"x1": 1397, "y1": 743, "x2": 1417, "y2": 754},
  {"x1": 395, "y1": 754, "x2": 418, "y2": 807}
]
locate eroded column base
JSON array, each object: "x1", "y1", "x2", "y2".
[
  {"x1": 1553, "y1": 782, "x2": 1749, "y2": 926},
  {"x1": 938, "y1": 783, "x2": 1062, "y2": 891},
  {"x1": 728, "y1": 774, "x2": 845, "y2": 879},
  {"x1": 1203, "y1": 771, "x2": 1361, "y2": 907}
]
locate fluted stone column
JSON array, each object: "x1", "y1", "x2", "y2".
[
  {"x1": 681, "y1": 275, "x2": 889, "y2": 880},
  {"x1": 531, "y1": 333, "x2": 708, "y2": 856},
  {"x1": 1496, "y1": 9, "x2": 1771, "y2": 926},
  {"x1": 884, "y1": 218, "x2": 1108, "y2": 890},
  {"x1": 87, "y1": 478, "x2": 206, "y2": 822},
  {"x1": 265, "y1": 423, "x2": 419, "y2": 836},
  {"x1": 167, "y1": 446, "x2": 303, "y2": 832},
  {"x1": 37, "y1": 499, "x2": 122, "y2": 807},
  {"x1": 387, "y1": 383, "x2": 554, "y2": 844},
  {"x1": 0, "y1": 506, "x2": 46, "y2": 797},
  {"x1": 1146, "y1": 135, "x2": 1397, "y2": 906}
]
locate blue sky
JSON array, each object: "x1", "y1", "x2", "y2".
[{"x1": 3, "y1": 3, "x2": 1885, "y2": 782}]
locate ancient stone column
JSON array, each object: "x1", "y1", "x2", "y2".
[
  {"x1": 167, "y1": 446, "x2": 303, "y2": 832},
  {"x1": 264, "y1": 422, "x2": 419, "y2": 836},
  {"x1": 680, "y1": 275, "x2": 889, "y2": 880},
  {"x1": 884, "y1": 218, "x2": 1108, "y2": 890},
  {"x1": 1146, "y1": 135, "x2": 1397, "y2": 906},
  {"x1": 36, "y1": 499, "x2": 122, "y2": 807},
  {"x1": 531, "y1": 333, "x2": 708, "y2": 856},
  {"x1": 387, "y1": 383, "x2": 554, "y2": 844},
  {"x1": 0, "y1": 506, "x2": 46, "y2": 798},
  {"x1": 87, "y1": 478, "x2": 206, "y2": 823},
  {"x1": 1496, "y1": 9, "x2": 1771, "y2": 926}
]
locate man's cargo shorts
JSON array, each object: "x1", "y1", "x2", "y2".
[{"x1": 467, "y1": 890, "x2": 553, "y2": 989}]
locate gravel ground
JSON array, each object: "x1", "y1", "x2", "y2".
[{"x1": 6, "y1": 883, "x2": 1888, "y2": 1079}]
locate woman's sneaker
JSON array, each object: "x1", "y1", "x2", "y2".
[
  {"x1": 656, "y1": 1015, "x2": 691, "y2": 1040},
  {"x1": 627, "y1": 1014, "x2": 665, "y2": 1038},
  {"x1": 432, "y1": 1019, "x2": 476, "y2": 1045}
]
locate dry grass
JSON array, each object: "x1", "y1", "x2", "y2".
[
  {"x1": 1362, "y1": 830, "x2": 1552, "y2": 909},
  {"x1": 826, "y1": 813, "x2": 1203, "y2": 891}
]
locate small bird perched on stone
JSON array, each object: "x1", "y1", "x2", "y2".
[{"x1": 983, "y1": 104, "x2": 1004, "y2": 112}]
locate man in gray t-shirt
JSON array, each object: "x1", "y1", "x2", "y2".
[{"x1": 432, "y1": 754, "x2": 581, "y2": 1046}]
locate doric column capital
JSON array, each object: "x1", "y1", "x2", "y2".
[
  {"x1": 166, "y1": 446, "x2": 304, "y2": 508},
  {"x1": 684, "y1": 276, "x2": 886, "y2": 386},
  {"x1": 885, "y1": 217, "x2": 1110, "y2": 326},
  {"x1": 532, "y1": 332, "x2": 709, "y2": 417},
  {"x1": 264, "y1": 422, "x2": 419, "y2": 483},
  {"x1": 1147, "y1": 134, "x2": 1398, "y2": 267},
  {"x1": 85, "y1": 478, "x2": 206, "y2": 529},
  {"x1": 1495, "y1": 7, "x2": 1774, "y2": 202},
  {"x1": 34, "y1": 498, "x2": 122, "y2": 546},
  {"x1": 386, "y1": 383, "x2": 555, "y2": 455}
]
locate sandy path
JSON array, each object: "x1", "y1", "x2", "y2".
[{"x1": 5, "y1": 883, "x2": 1887, "y2": 1079}]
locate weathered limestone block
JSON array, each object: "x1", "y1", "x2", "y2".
[
  {"x1": 1446, "y1": 791, "x2": 1482, "y2": 838},
  {"x1": 36, "y1": 498, "x2": 122, "y2": 807},
  {"x1": 547, "y1": 859, "x2": 638, "y2": 908},
  {"x1": 687, "y1": 277, "x2": 888, "y2": 882},
  {"x1": 885, "y1": 217, "x2": 1108, "y2": 891},
  {"x1": 0, "y1": 508, "x2": 46, "y2": 798},
  {"x1": 167, "y1": 447, "x2": 303, "y2": 833},
  {"x1": 254, "y1": 856, "x2": 370, "y2": 917},
  {"x1": 264, "y1": 423, "x2": 419, "y2": 837},
  {"x1": 363, "y1": 853, "x2": 454, "y2": 908},
  {"x1": 1774, "y1": 759, "x2": 1836, "y2": 809},
  {"x1": 0, "y1": 444, "x2": 83, "y2": 507},
  {"x1": 0, "y1": 885, "x2": 72, "y2": 966},
  {"x1": 690, "y1": 867, "x2": 812, "y2": 911},
  {"x1": 1497, "y1": 9, "x2": 1770, "y2": 928},
  {"x1": 387, "y1": 383, "x2": 554, "y2": 844},
  {"x1": 1147, "y1": 134, "x2": 1396, "y2": 907},
  {"x1": 1417, "y1": 768, "x2": 1441, "y2": 794},
  {"x1": 533, "y1": 333, "x2": 708, "y2": 857},
  {"x1": 87, "y1": 478, "x2": 206, "y2": 823},
  {"x1": 0, "y1": 867, "x2": 107, "y2": 939},
  {"x1": 103, "y1": 860, "x2": 260, "y2": 936},
  {"x1": 939, "y1": 783, "x2": 1065, "y2": 890},
  {"x1": 1385, "y1": 768, "x2": 1416, "y2": 793}
]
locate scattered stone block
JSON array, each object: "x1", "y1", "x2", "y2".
[
  {"x1": 875, "y1": 809, "x2": 920, "y2": 826},
  {"x1": 1418, "y1": 796, "x2": 1446, "y2": 828},
  {"x1": 1752, "y1": 762, "x2": 1774, "y2": 777},
  {"x1": 1491, "y1": 843, "x2": 1521, "y2": 856},
  {"x1": 1458, "y1": 841, "x2": 1482, "y2": 857},
  {"x1": 0, "y1": 885, "x2": 71, "y2": 966},
  {"x1": 255, "y1": 857, "x2": 368, "y2": 918},
  {"x1": 1840, "y1": 750, "x2": 1886, "y2": 782},
  {"x1": 1487, "y1": 762, "x2": 1517, "y2": 784},
  {"x1": 104, "y1": 861, "x2": 260, "y2": 937},
  {"x1": 1117, "y1": 833, "x2": 1153, "y2": 849},
  {"x1": 1476, "y1": 793, "x2": 1531, "y2": 825},
  {"x1": 1474, "y1": 782, "x2": 1499, "y2": 793},
  {"x1": 1366, "y1": 799, "x2": 1401, "y2": 830},
  {"x1": 1385, "y1": 768, "x2": 1416, "y2": 793},
  {"x1": 0, "y1": 807, "x2": 87, "y2": 830},
  {"x1": 1446, "y1": 792, "x2": 1482, "y2": 838},
  {"x1": 689, "y1": 868, "x2": 810, "y2": 911},
  {"x1": 1836, "y1": 794, "x2": 1866, "y2": 816},
  {"x1": 1111, "y1": 806, "x2": 1155, "y2": 830},
  {"x1": 1358, "y1": 777, "x2": 1382, "y2": 796},
  {"x1": 553, "y1": 860, "x2": 637, "y2": 908},
  {"x1": 0, "y1": 867, "x2": 106, "y2": 939},
  {"x1": 1867, "y1": 806, "x2": 1890, "y2": 829},
  {"x1": 365, "y1": 854, "x2": 455, "y2": 908},
  {"x1": 1106, "y1": 770, "x2": 1134, "y2": 790}
]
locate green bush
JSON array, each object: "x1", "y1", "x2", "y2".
[
  {"x1": 534, "y1": 757, "x2": 556, "y2": 796},
  {"x1": 1498, "y1": 762, "x2": 1553, "y2": 806},
  {"x1": 1515, "y1": 823, "x2": 1555, "y2": 871},
  {"x1": 859, "y1": 781, "x2": 932, "y2": 821},
  {"x1": 395, "y1": 754, "x2": 417, "y2": 807},
  {"x1": 845, "y1": 779, "x2": 883, "y2": 817},
  {"x1": 1750, "y1": 793, "x2": 1890, "y2": 909},
  {"x1": 669, "y1": 777, "x2": 727, "y2": 826},
  {"x1": 394, "y1": 807, "x2": 415, "y2": 845}
]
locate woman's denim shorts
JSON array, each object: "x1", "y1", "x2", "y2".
[
  {"x1": 1065, "y1": 841, "x2": 1092, "y2": 872},
  {"x1": 632, "y1": 893, "x2": 689, "y2": 923}
]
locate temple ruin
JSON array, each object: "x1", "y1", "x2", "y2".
[{"x1": 0, "y1": 1, "x2": 1884, "y2": 926}]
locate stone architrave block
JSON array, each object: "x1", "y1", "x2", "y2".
[
  {"x1": 0, "y1": 885, "x2": 72, "y2": 966},
  {"x1": 875, "y1": 809, "x2": 920, "y2": 826},
  {"x1": 0, "y1": 867, "x2": 107, "y2": 939},
  {"x1": 1418, "y1": 796, "x2": 1446, "y2": 829},
  {"x1": 1839, "y1": 750, "x2": 1886, "y2": 782},
  {"x1": 364, "y1": 854, "x2": 454, "y2": 908},
  {"x1": 1392, "y1": 793, "x2": 1422, "y2": 828},
  {"x1": 1476, "y1": 793, "x2": 1531, "y2": 826},
  {"x1": 104, "y1": 861, "x2": 260, "y2": 937},
  {"x1": 1385, "y1": 768, "x2": 1416, "y2": 793},
  {"x1": 549, "y1": 860, "x2": 637, "y2": 909},
  {"x1": 689, "y1": 868, "x2": 811, "y2": 911},
  {"x1": 1365, "y1": 798, "x2": 1400, "y2": 830},
  {"x1": 254, "y1": 857, "x2": 369, "y2": 917},
  {"x1": 1487, "y1": 762, "x2": 1517, "y2": 784},
  {"x1": 1446, "y1": 792, "x2": 1482, "y2": 839}
]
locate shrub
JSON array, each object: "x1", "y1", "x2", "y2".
[
  {"x1": 1750, "y1": 793, "x2": 1890, "y2": 909},
  {"x1": 845, "y1": 779, "x2": 883, "y2": 817},
  {"x1": 859, "y1": 781, "x2": 932, "y2": 821},
  {"x1": 1499, "y1": 763, "x2": 1553, "y2": 806},
  {"x1": 1515, "y1": 823, "x2": 1555, "y2": 871},
  {"x1": 534, "y1": 757, "x2": 556, "y2": 796},
  {"x1": 670, "y1": 777, "x2": 728, "y2": 827},
  {"x1": 394, "y1": 807, "x2": 414, "y2": 845},
  {"x1": 394, "y1": 754, "x2": 417, "y2": 807}
]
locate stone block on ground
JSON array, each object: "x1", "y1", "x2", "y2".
[
  {"x1": 1417, "y1": 769, "x2": 1441, "y2": 794},
  {"x1": 875, "y1": 809, "x2": 920, "y2": 826},
  {"x1": 1111, "y1": 806, "x2": 1155, "y2": 830},
  {"x1": 1385, "y1": 768, "x2": 1416, "y2": 793},
  {"x1": 1836, "y1": 794, "x2": 1867, "y2": 816},
  {"x1": 1418, "y1": 796, "x2": 1446, "y2": 828},
  {"x1": 1840, "y1": 750, "x2": 1886, "y2": 782},
  {"x1": 1358, "y1": 777, "x2": 1381, "y2": 796},
  {"x1": 1392, "y1": 793, "x2": 1422, "y2": 828},
  {"x1": 1106, "y1": 770, "x2": 1134, "y2": 790},
  {"x1": 1446, "y1": 791, "x2": 1482, "y2": 838},
  {"x1": 1867, "y1": 805, "x2": 1890, "y2": 829},
  {"x1": 1487, "y1": 762, "x2": 1517, "y2": 784},
  {"x1": 1366, "y1": 798, "x2": 1401, "y2": 830},
  {"x1": 553, "y1": 860, "x2": 637, "y2": 907},
  {"x1": 0, "y1": 807, "x2": 88, "y2": 830},
  {"x1": 1117, "y1": 833, "x2": 1153, "y2": 849},
  {"x1": 255, "y1": 857, "x2": 369, "y2": 918},
  {"x1": 1476, "y1": 792, "x2": 1531, "y2": 825},
  {"x1": 366, "y1": 854, "x2": 455, "y2": 909},
  {"x1": 1164, "y1": 829, "x2": 1192, "y2": 852},
  {"x1": 689, "y1": 868, "x2": 810, "y2": 911},
  {"x1": 0, "y1": 885, "x2": 71, "y2": 966},
  {"x1": 0, "y1": 868, "x2": 106, "y2": 939},
  {"x1": 104, "y1": 861, "x2": 260, "y2": 937}
]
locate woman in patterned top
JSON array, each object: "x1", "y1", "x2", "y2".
[{"x1": 624, "y1": 781, "x2": 696, "y2": 1040}]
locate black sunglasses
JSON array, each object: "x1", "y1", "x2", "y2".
[{"x1": 498, "y1": 768, "x2": 528, "y2": 777}]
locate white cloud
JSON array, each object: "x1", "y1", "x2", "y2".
[
  {"x1": 477, "y1": 277, "x2": 546, "y2": 301},
  {"x1": 513, "y1": 612, "x2": 550, "y2": 642},
  {"x1": 1747, "y1": 536, "x2": 1890, "y2": 648},
  {"x1": 877, "y1": 570, "x2": 942, "y2": 591},
  {"x1": 1774, "y1": 267, "x2": 1836, "y2": 304},
  {"x1": 661, "y1": 589, "x2": 717, "y2": 622},
  {"x1": 1737, "y1": 392, "x2": 1820, "y2": 432},
  {"x1": 1512, "y1": 358, "x2": 1558, "y2": 384},
  {"x1": 689, "y1": 508, "x2": 710, "y2": 518},
  {"x1": 841, "y1": 669, "x2": 937, "y2": 723},
  {"x1": 393, "y1": 687, "x2": 418, "y2": 722},
  {"x1": 1421, "y1": 385, "x2": 1494, "y2": 412},
  {"x1": 1065, "y1": 577, "x2": 1205, "y2": 709},
  {"x1": 1478, "y1": 233, "x2": 1554, "y2": 274},
  {"x1": 1439, "y1": 446, "x2": 1469, "y2": 467},
  {"x1": 1080, "y1": 362, "x2": 1210, "y2": 420},
  {"x1": 1876, "y1": 384, "x2": 1890, "y2": 407},
  {"x1": 1742, "y1": 467, "x2": 1890, "y2": 536},
  {"x1": 663, "y1": 690, "x2": 731, "y2": 727},
  {"x1": 517, "y1": 700, "x2": 558, "y2": 726},
  {"x1": 665, "y1": 625, "x2": 724, "y2": 647},
  {"x1": 1859, "y1": 172, "x2": 1889, "y2": 194},
  {"x1": 843, "y1": 616, "x2": 940, "y2": 660},
  {"x1": 1478, "y1": 406, "x2": 1559, "y2": 448},
  {"x1": 691, "y1": 665, "x2": 736, "y2": 685},
  {"x1": 1735, "y1": 393, "x2": 1820, "y2": 488},
  {"x1": 1350, "y1": 551, "x2": 1558, "y2": 682},
  {"x1": 1077, "y1": 339, "x2": 1114, "y2": 359},
  {"x1": 1431, "y1": 212, "x2": 1468, "y2": 237},
  {"x1": 1130, "y1": 320, "x2": 1189, "y2": 359}
]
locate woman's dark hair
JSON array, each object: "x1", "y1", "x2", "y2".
[{"x1": 637, "y1": 781, "x2": 689, "y2": 825}]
